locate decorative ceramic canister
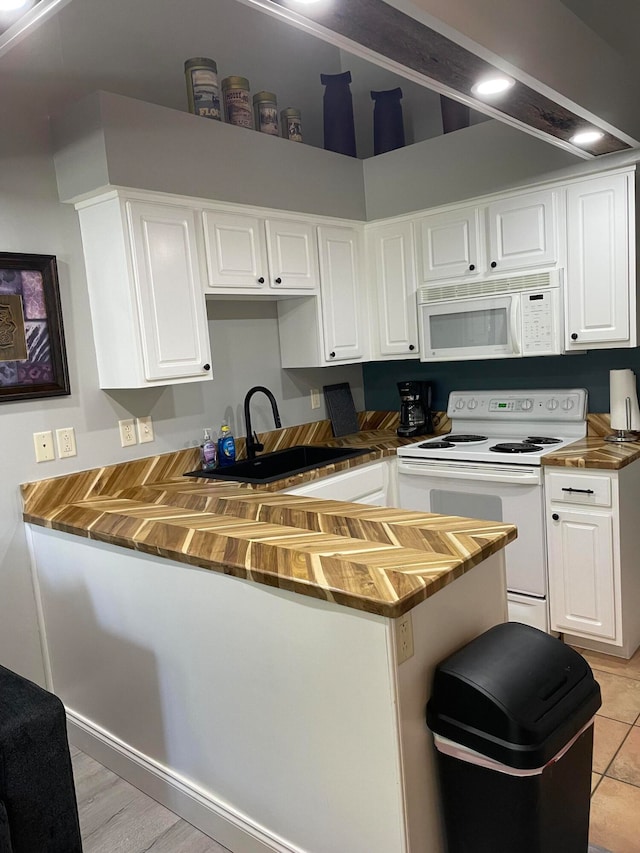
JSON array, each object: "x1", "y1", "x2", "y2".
[
  {"x1": 320, "y1": 70, "x2": 357, "y2": 157},
  {"x1": 371, "y1": 87, "x2": 405, "y2": 155},
  {"x1": 253, "y1": 91, "x2": 279, "y2": 135},
  {"x1": 280, "y1": 107, "x2": 303, "y2": 142},
  {"x1": 221, "y1": 76, "x2": 254, "y2": 129},
  {"x1": 184, "y1": 57, "x2": 221, "y2": 120}
]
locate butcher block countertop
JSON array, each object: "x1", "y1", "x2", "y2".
[
  {"x1": 21, "y1": 412, "x2": 516, "y2": 618},
  {"x1": 542, "y1": 414, "x2": 640, "y2": 470}
]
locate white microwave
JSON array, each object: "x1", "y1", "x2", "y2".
[{"x1": 418, "y1": 271, "x2": 563, "y2": 362}]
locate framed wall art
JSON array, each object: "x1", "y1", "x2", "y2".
[{"x1": 0, "y1": 252, "x2": 70, "y2": 403}]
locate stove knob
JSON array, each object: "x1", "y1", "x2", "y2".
[
  {"x1": 467, "y1": 398, "x2": 478, "y2": 410},
  {"x1": 455, "y1": 399, "x2": 465, "y2": 410},
  {"x1": 562, "y1": 398, "x2": 575, "y2": 411},
  {"x1": 546, "y1": 398, "x2": 559, "y2": 411},
  {"x1": 521, "y1": 399, "x2": 533, "y2": 411}
]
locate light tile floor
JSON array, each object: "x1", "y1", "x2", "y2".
[{"x1": 582, "y1": 644, "x2": 640, "y2": 853}]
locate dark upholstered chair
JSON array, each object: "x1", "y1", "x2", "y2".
[{"x1": 0, "y1": 664, "x2": 82, "y2": 852}]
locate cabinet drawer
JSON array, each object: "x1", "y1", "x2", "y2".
[{"x1": 547, "y1": 472, "x2": 611, "y2": 507}]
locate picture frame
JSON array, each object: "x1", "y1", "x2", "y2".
[{"x1": 0, "y1": 252, "x2": 70, "y2": 403}]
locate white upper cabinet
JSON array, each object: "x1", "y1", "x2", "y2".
[
  {"x1": 565, "y1": 171, "x2": 634, "y2": 349},
  {"x1": 277, "y1": 224, "x2": 369, "y2": 367},
  {"x1": 416, "y1": 206, "x2": 482, "y2": 283},
  {"x1": 77, "y1": 194, "x2": 212, "y2": 389},
  {"x1": 416, "y1": 189, "x2": 558, "y2": 286},
  {"x1": 486, "y1": 190, "x2": 558, "y2": 272},
  {"x1": 368, "y1": 221, "x2": 419, "y2": 358},
  {"x1": 203, "y1": 209, "x2": 319, "y2": 294}
]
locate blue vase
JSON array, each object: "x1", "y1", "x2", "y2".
[
  {"x1": 321, "y1": 71, "x2": 357, "y2": 158},
  {"x1": 371, "y1": 87, "x2": 405, "y2": 155}
]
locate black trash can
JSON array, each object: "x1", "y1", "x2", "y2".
[{"x1": 426, "y1": 622, "x2": 601, "y2": 853}]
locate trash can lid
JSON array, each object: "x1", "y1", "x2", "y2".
[{"x1": 426, "y1": 622, "x2": 602, "y2": 769}]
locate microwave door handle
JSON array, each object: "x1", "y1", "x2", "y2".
[{"x1": 510, "y1": 296, "x2": 521, "y2": 354}]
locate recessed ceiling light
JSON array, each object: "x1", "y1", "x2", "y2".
[
  {"x1": 570, "y1": 129, "x2": 605, "y2": 146},
  {"x1": 472, "y1": 76, "x2": 515, "y2": 98},
  {"x1": 0, "y1": 0, "x2": 30, "y2": 10}
]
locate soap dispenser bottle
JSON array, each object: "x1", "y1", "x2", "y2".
[
  {"x1": 201, "y1": 428, "x2": 218, "y2": 471},
  {"x1": 218, "y1": 422, "x2": 236, "y2": 467}
]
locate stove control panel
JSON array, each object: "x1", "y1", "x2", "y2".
[{"x1": 447, "y1": 389, "x2": 588, "y2": 421}]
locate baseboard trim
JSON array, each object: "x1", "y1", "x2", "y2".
[{"x1": 67, "y1": 709, "x2": 305, "y2": 853}]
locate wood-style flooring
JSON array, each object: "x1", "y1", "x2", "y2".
[{"x1": 71, "y1": 746, "x2": 229, "y2": 853}]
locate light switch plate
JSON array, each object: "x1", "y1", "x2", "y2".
[
  {"x1": 136, "y1": 415, "x2": 154, "y2": 443},
  {"x1": 33, "y1": 430, "x2": 55, "y2": 462},
  {"x1": 310, "y1": 388, "x2": 321, "y2": 410}
]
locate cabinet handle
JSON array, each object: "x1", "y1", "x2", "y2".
[
  {"x1": 571, "y1": 333, "x2": 578, "y2": 341},
  {"x1": 203, "y1": 363, "x2": 211, "y2": 371},
  {"x1": 469, "y1": 264, "x2": 475, "y2": 271},
  {"x1": 274, "y1": 277, "x2": 282, "y2": 284},
  {"x1": 561, "y1": 487, "x2": 594, "y2": 494},
  {"x1": 257, "y1": 276, "x2": 265, "y2": 284},
  {"x1": 490, "y1": 261, "x2": 497, "y2": 268},
  {"x1": 552, "y1": 513, "x2": 560, "y2": 521},
  {"x1": 329, "y1": 351, "x2": 336, "y2": 358},
  {"x1": 409, "y1": 344, "x2": 415, "y2": 351}
]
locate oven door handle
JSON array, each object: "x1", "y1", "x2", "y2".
[{"x1": 397, "y1": 459, "x2": 541, "y2": 484}]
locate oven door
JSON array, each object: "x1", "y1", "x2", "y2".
[
  {"x1": 419, "y1": 293, "x2": 520, "y2": 361},
  {"x1": 397, "y1": 458, "x2": 545, "y2": 597}
]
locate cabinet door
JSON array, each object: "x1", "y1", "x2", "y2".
[
  {"x1": 487, "y1": 190, "x2": 557, "y2": 272},
  {"x1": 565, "y1": 173, "x2": 632, "y2": 347},
  {"x1": 547, "y1": 508, "x2": 617, "y2": 640},
  {"x1": 416, "y1": 207, "x2": 481, "y2": 283},
  {"x1": 127, "y1": 201, "x2": 212, "y2": 381},
  {"x1": 317, "y1": 226, "x2": 366, "y2": 362},
  {"x1": 369, "y1": 222, "x2": 419, "y2": 357},
  {"x1": 265, "y1": 219, "x2": 319, "y2": 291},
  {"x1": 202, "y1": 210, "x2": 269, "y2": 290}
]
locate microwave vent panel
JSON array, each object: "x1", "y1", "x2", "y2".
[{"x1": 419, "y1": 271, "x2": 556, "y2": 304}]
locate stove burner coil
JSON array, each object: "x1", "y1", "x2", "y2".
[
  {"x1": 490, "y1": 442, "x2": 543, "y2": 454},
  {"x1": 418, "y1": 440, "x2": 454, "y2": 449},
  {"x1": 526, "y1": 436, "x2": 562, "y2": 445},
  {"x1": 444, "y1": 434, "x2": 488, "y2": 443}
]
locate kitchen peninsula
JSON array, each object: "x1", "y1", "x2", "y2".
[{"x1": 23, "y1": 434, "x2": 514, "y2": 853}]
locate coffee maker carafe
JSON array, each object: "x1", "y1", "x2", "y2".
[{"x1": 397, "y1": 380, "x2": 434, "y2": 438}]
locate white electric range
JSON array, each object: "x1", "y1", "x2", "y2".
[{"x1": 397, "y1": 389, "x2": 588, "y2": 631}]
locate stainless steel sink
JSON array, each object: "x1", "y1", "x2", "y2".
[{"x1": 184, "y1": 445, "x2": 373, "y2": 484}]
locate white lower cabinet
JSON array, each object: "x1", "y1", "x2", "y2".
[
  {"x1": 285, "y1": 459, "x2": 396, "y2": 506},
  {"x1": 545, "y1": 466, "x2": 640, "y2": 657},
  {"x1": 277, "y1": 225, "x2": 369, "y2": 367},
  {"x1": 76, "y1": 192, "x2": 212, "y2": 388}
]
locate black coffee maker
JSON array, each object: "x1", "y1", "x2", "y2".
[{"x1": 397, "y1": 380, "x2": 434, "y2": 438}]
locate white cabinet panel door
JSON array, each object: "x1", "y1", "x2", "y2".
[
  {"x1": 416, "y1": 207, "x2": 481, "y2": 283},
  {"x1": 370, "y1": 222, "x2": 419, "y2": 357},
  {"x1": 127, "y1": 201, "x2": 212, "y2": 381},
  {"x1": 565, "y1": 173, "x2": 631, "y2": 347},
  {"x1": 203, "y1": 210, "x2": 269, "y2": 290},
  {"x1": 265, "y1": 219, "x2": 319, "y2": 290},
  {"x1": 318, "y1": 226, "x2": 365, "y2": 362},
  {"x1": 487, "y1": 190, "x2": 557, "y2": 272},
  {"x1": 548, "y1": 508, "x2": 617, "y2": 641}
]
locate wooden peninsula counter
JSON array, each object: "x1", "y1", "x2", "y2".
[{"x1": 22, "y1": 436, "x2": 515, "y2": 853}]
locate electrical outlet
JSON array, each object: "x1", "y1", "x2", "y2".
[
  {"x1": 118, "y1": 418, "x2": 137, "y2": 447},
  {"x1": 56, "y1": 427, "x2": 77, "y2": 458},
  {"x1": 136, "y1": 415, "x2": 154, "y2": 443},
  {"x1": 310, "y1": 388, "x2": 321, "y2": 409},
  {"x1": 33, "y1": 431, "x2": 55, "y2": 463},
  {"x1": 395, "y1": 612, "x2": 414, "y2": 664}
]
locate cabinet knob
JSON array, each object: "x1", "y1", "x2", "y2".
[
  {"x1": 571, "y1": 333, "x2": 578, "y2": 341},
  {"x1": 203, "y1": 363, "x2": 211, "y2": 371},
  {"x1": 257, "y1": 276, "x2": 265, "y2": 284},
  {"x1": 409, "y1": 344, "x2": 415, "y2": 351},
  {"x1": 329, "y1": 351, "x2": 336, "y2": 358},
  {"x1": 552, "y1": 513, "x2": 559, "y2": 521},
  {"x1": 275, "y1": 277, "x2": 282, "y2": 284},
  {"x1": 490, "y1": 261, "x2": 497, "y2": 268},
  {"x1": 469, "y1": 264, "x2": 475, "y2": 271}
]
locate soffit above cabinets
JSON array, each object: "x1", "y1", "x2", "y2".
[{"x1": 242, "y1": 0, "x2": 639, "y2": 159}]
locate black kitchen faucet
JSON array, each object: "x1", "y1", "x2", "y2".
[{"x1": 243, "y1": 386, "x2": 282, "y2": 459}]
